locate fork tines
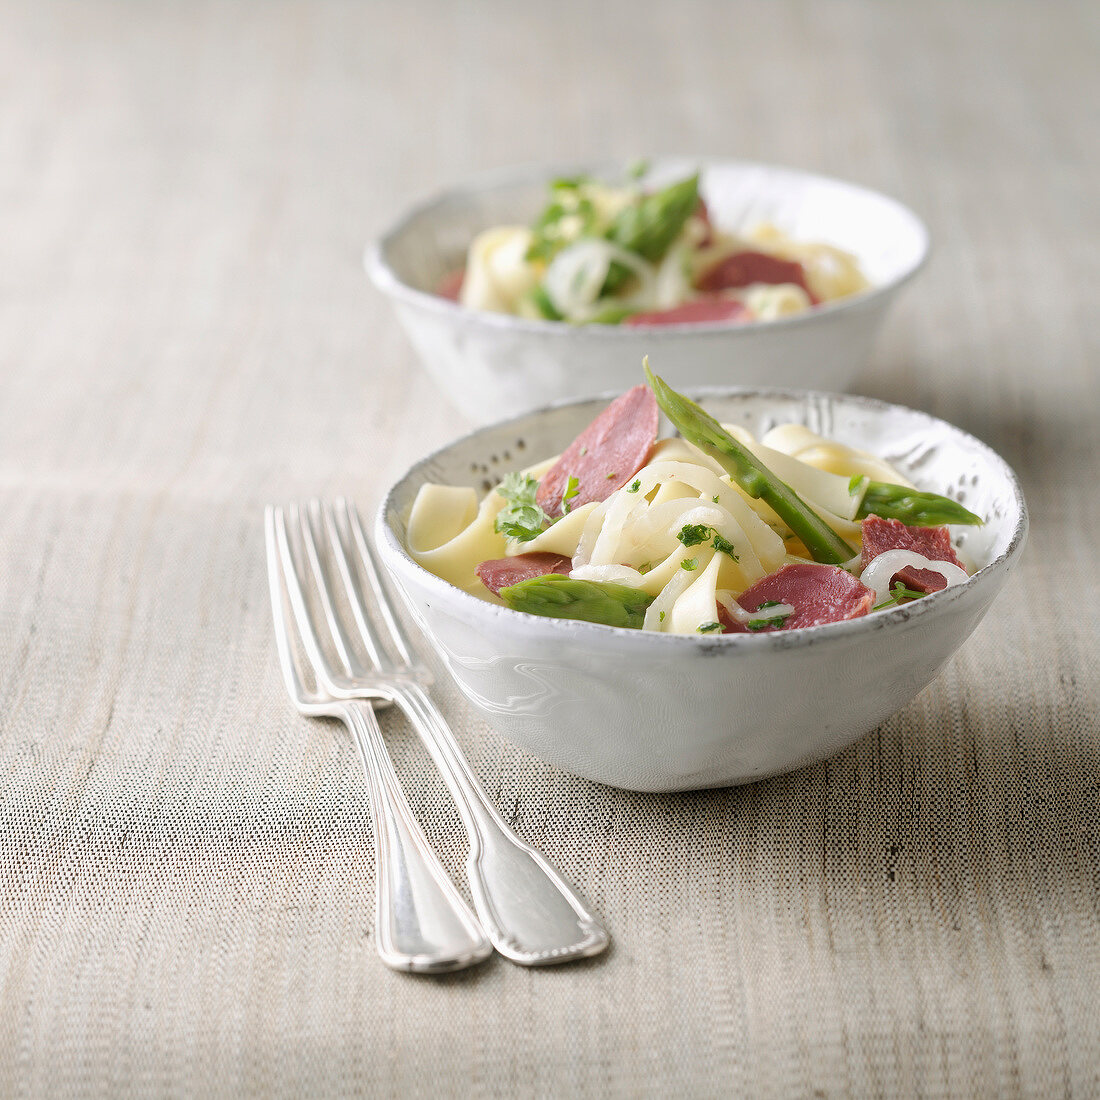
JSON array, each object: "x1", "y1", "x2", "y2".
[{"x1": 279, "y1": 499, "x2": 429, "y2": 691}]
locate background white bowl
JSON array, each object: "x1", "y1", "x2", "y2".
[
  {"x1": 376, "y1": 387, "x2": 1027, "y2": 792},
  {"x1": 366, "y1": 160, "x2": 930, "y2": 424}
]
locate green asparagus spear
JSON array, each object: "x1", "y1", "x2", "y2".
[
  {"x1": 602, "y1": 174, "x2": 700, "y2": 294},
  {"x1": 857, "y1": 483, "x2": 982, "y2": 526},
  {"x1": 644, "y1": 363, "x2": 857, "y2": 565},
  {"x1": 584, "y1": 304, "x2": 639, "y2": 325},
  {"x1": 499, "y1": 575, "x2": 654, "y2": 629}
]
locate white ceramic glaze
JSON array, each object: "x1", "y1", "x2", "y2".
[
  {"x1": 376, "y1": 389, "x2": 1027, "y2": 792},
  {"x1": 366, "y1": 160, "x2": 930, "y2": 423}
]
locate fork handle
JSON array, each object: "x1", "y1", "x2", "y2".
[
  {"x1": 340, "y1": 701, "x2": 492, "y2": 974},
  {"x1": 396, "y1": 686, "x2": 610, "y2": 966}
]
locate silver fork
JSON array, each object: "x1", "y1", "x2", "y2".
[
  {"x1": 264, "y1": 507, "x2": 492, "y2": 974},
  {"x1": 273, "y1": 498, "x2": 610, "y2": 966}
]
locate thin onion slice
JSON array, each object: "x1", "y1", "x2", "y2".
[
  {"x1": 859, "y1": 549, "x2": 968, "y2": 605},
  {"x1": 717, "y1": 592, "x2": 796, "y2": 627},
  {"x1": 545, "y1": 240, "x2": 659, "y2": 321},
  {"x1": 543, "y1": 240, "x2": 613, "y2": 318}
]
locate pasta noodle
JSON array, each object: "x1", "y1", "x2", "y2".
[{"x1": 406, "y1": 484, "x2": 508, "y2": 595}]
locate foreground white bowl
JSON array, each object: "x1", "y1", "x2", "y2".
[
  {"x1": 366, "y1": 160, "x2": 930, "y2": 424},
  {"x1": 377, "y1": 388, "x2": 1026, "y2": 792}
]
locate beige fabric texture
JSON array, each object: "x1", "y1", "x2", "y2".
[{"x1": 1, "y1": 1, "x2": 1097, "y2": 1096}]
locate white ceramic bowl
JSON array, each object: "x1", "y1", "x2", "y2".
[
  {"x1": 376, "y1": 387, "x2": 1027, "y2": 792},
  {"x1": 366, "y1": 160, "x2": 930, "y2": 424}
]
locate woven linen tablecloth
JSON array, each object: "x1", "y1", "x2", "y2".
[{"x1": 2, "y1": 1, "x2": 1097, "y2": 1096}]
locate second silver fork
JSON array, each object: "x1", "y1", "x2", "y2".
[
  {"x1": 266, "y1": 507, "x2": 492, "y2": 973},
  {"x1": 277, "y1": 499, "x2": 610, "y2": 966}
]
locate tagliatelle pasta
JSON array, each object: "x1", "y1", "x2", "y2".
[
  {"x1": 406, "y1": 484, "x2": 508, "y2": 595},
  {"x1": 407, "y1": 373, "x2": 986, "y2": 636},
  {"x1": 409, "y1": 433, "x2": 857, "y2": 630},
  {"x1": 405, "y1": 375, "x2": 984, "y2": 635},
  {"x1": 758, "y1": 423, "x2": 916, "y2": 485}
]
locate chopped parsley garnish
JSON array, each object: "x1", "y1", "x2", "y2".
[
  {"x1": 746, "y1": 600, "x2": 790, "y2": 632},
  {"x1": 638, "y1": 562, "x2": 652, "y2": 575},
  {"x1": 710, "y1": 533, "x2": 739, "y2": 561},
  {"x1": 680, "y1": 558, "x2": 698, "y2": 571},
  {"x1": 606, "y1": 471, "x2": 617, "y2": 479},
  {"x1": 659, "y1": 610, "x2": 665, "y2": 623},
  {"x1": 627, "y1": 479, "x2": 642, "y2": 493},
  {"x1": 677, "y1": 524, "x2": 739, "y2": 561},
  {"x1": 494, "y1": 472, "x2": 552, "y2": 542},
  {"x1": 561, "y1": 475, "x2": 580, "y2": 515},
  {"x1": 678, "y1": 524, "x2": 712, "y2": 547},
  {"x1": 698, "y1": 621, "x2": 722, "y2": 634},
  {"x1": 525, "y1": 182, "x2": 598, "y2": 264},
  {"x1": 747, "y1": 616, "x2": 788, "y2": 632},
  {"x1": 873, "y1": 582, "x2": 927, "y2": 611},
  {"x1": 712, "y1": 495, "x2": 720, "y2": 504}
]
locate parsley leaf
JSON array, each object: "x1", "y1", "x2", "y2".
[
  {"x1": 494, "y1": 472, "x2": 552, "y2": 542},
  {"x1": 627, "y1": 479, "x2": 642, "y2": 493},
  {"x1": 678, "y1": 524, "x2": 711, "y2": 547},
  {"x1": 525, "y1": 181, "x2": 598, "y2": 264},
  {"x1": 711, "y1": 533, "x2": 739, "y2": 561},
  {"x1": 561, "y1": 475, "x2": 580, "y2": 515},
  {"x1": 678, "y1": 523, "x2": 739, "y2": 561},
  {"x1": 747, "y1": 615, "x2": 790, "y2": 632},
  {"x1": 680, "y1": 558, "x2": 698, "y2": 571},
  {"x1": 872, "y1": 582, "x2": 928, "y2": 611},
  {"x1": 745, "y1": 600, "x2": 790, "y2": 631},
  {"x1": 698, "y1": 621, "x2": 722, "y2": 634}
]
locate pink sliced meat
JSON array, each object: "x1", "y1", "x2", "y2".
[
  {"x1": 860, "y1": 515, "x2": 963, "y2": 595},
  {"x1": 476, "y1": 552, "x2": 572, "y2": 596},
  {"x1": 624, "y1": 298, "x2": 751, "y2": 327},
  {"x1": 719, "y1": 563, "x2": 874, "y2": 633},
  {"x1": 536, "y1": 384, "x2": 659, "y2": 518},
  {"x1": 695, "y1": 250, "x2": 819, "y2": 304},
  {"x1": 437, "y1": 268, "x2": 465, "y2": 301}
]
